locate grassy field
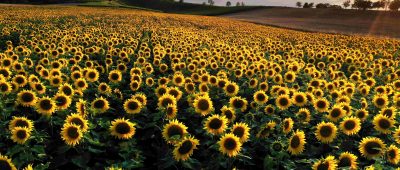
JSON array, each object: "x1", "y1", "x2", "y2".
[{"x1": 223, "y1": 8, "x2": 400, "y2": 38}]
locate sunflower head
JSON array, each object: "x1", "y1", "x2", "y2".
[
  {"x1": 276, "y1": 95, "x2": 292, "y2": 110},
  {"x1": 65, "y1": 113, "x2": 89, "y2": 132},
  {"x1": 123, "y1": 98, "x2": 142, "y2": 114},
  {"x1": 9, "y1": 116, "x2": 34, "y2": 131},
  {"x1": 91, "y1": 97, "x2": 110, "y2": 114},
  {"x1": 315, "y1": 121, "x2": 337, "y2": 144},
  {"x1": 373, "y1": 114, "x2": 395, "y2": 134},
  {"x1": 0, "y1": 154, "x2": 17, "y2": 170},
  {"x1": 231, "y1": 122, "x2": 250, "y2": 143},
  {"x1": 193, "y1": 95, "x2": 213, "y2": 116},
  {"x1": 35, "y1": 96, "x2": 57, "y2": 116},
  {"x1": 204, "y1": 114, "x2": 228, "y2": 135},
  {"x1": 359, "y1": 137, "x2": 386, "y2": 159},
  {"x1": 338, "y1": 152, "x2": 358, "y2": 170},
  {"x1": 61, "y1": 123, "x2": 83, "y2": 147},
  {"x1": 162, "y1": 119, "x2": 188, "y2": 144},
  {"x1": 287, "y1": 130, "x2": 306, "y2": 155},
  {"x1": 339, "y1": 116, "x2": 361, "y2": 136},
  {"x1": 110, "y1": 118, "x2": 136, "y2": 140},
  {"x1": 11, "y1": 127, "x2": 31, "y2": 144},
  {"x1": 218, "y1": 133, "x2": 242, "y2": 157},
  {"x1": 173, "y1": 136, "x2": 200, "y2": 161}
]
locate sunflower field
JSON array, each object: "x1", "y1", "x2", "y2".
[{"x1": 0, "y1": 6, "x2": 400, "y2": 170}]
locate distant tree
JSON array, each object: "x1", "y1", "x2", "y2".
[
  {"x1": 303, "y1": 2, "x2": 314, "y2": 8},
  {"x1": 241, "y1": 2, "x2": 245, "y2": 6},
  {"x1": 343, "y1": 0, "x2": 351, "y2": 8},
  {"x1": 202, "y1": 2, "x2": 206, "y2": 5},
  {"x1": 352, "y1": 0, "x2": 373, "y2": 10},
  {"x1": 236, "y1": 2, "x2": 240, "y2": 6},
  {"x1": 226, "y1": 1, "x2": 231, "y2": 6},
  {"x1": 179, "y1": 0, "x2": 184, "y2": 3},
  {"x1": 316, "y1": 3, "x2": 330, "y2": 8},
  {"x1": 208, "y1": 0, "x2": 214, "y2": 6},
  {"x1": 389, "y1": 0, "x2": 400, "y2": 10},
  {"x1": 372, "y1": 1, "x2": 385, "y2": 9},
  {"x1": 296, "y1": 1, "x2": 302, "y2": 8},
  {"x1": 330, "y1": 5, "x2": 343, "y2": 9}
]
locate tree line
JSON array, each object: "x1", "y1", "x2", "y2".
[{"x1": 296, "y1": 0, "x2": 400, "y2": 11}]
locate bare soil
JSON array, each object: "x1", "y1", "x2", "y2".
[{"x1": 222, "y1": 8, "x2": 400, "y2": 38}]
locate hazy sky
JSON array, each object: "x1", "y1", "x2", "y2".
[{"x1": 183, "y1": 0, "x2": 346, "y2": 7}]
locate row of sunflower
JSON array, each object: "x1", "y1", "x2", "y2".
[{"x1": 0, "y1": 5, "x2": 400, "y2": 170}]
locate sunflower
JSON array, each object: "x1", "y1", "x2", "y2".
[
  {"x1": 61, "y1": 123, "x2": 83, "y2": 147},
  {"x1": 231, "y1": 122, "x2": 250, "y2": 142},
  {"x1": 373, "y1": 94, "x2": 389, "y2": 109},
  {"x1": 74, "y1": 78, "x2": 88, "y2": 91},
  {"x1": 184, "y1": 82, "x2": 196, "y2": 93},
  {"x1": 131, "y1": 93, "x2": 146, "y2": 106},
  {"x1": 165, "y1": 104, "x2": 178, "y2": 119},
  {"x1": 221, "y1": 106, "x2": 236, "y2": 122},
  {"x1": 35, "y1": 97, "x2": 57, "y2": 116},
  {"x1": 355, "y1": 109, "x2": 369, "y2": 121},
  {"x1": 110, "y1": 118, "x2": 136, "y2": 140},
  {"x1": 123, "y1": 98, "x2": 142, "y2": 114},
  {"x1": 380, "y1": 107, "x2": 397, "y2": 119},
  {"x1": 326, "y1": 105, "x2": 345, "y2": 122},
  {"x1": 315, "y1": 121, "x2": 337, "y2": 144},
  {"x1": 193, "y1": 95, "x2": 213, "y2": 116},
  {"x1": 253, "y1": 90, "x2": 268, "y2": 105},
  {"x1": 85, "y1": 68, "x2": 99, "y2": 82},
  {"x1": 53, "y1": 93, "x2": 72, "y2": 110},
  {"x1": 359, "y1": 137, "x2": 386, "y2": 159},
  {"x1": 49, "y1": 76, "x2": 63, "y2": 87},
  {"x1": 107, "y1": 70, "x2": 122, "y2": 83},
  {"x1": 291, "y1": 92, "x2": 307, "y2": 107},
  {"x1": 155, "y1": 85, "x2": 168, "y2": 98},
  {"x1": 229, "y1": 96, "x2": 248, "y2": 112},
  {"x1": 275, "y1": 94, "x2": 292, "y2": 110},
  {"x1": 172, "y1": 73, "x2": 185, "y2": 87},
  {"x1": 284, "y1": 71, "x2": 296, "y2": 83},
  {"x1": 76, "y1": 99, "x2": 87, "y2": 117},
  {"x1": 386, "y1": 145, "x2": 400, "y2": 165},
  {"x1": 218, "y1": 133, "x2": 242, "y2": 157},
  {"x1": 11, "y1": 127, "x2": 31, "y2": 144},
  {"x1": 65, "y1": 113, "x2": 89, "y2": 132},
  {"x1": 338, "y1": 152, "x2": 358, "y2": 169},
  {"x1": 33, "y1": 82, "x2": 46, "y2": 94},
  {"x1": 224, "y1": 81, "x2": 239, "y2": 96},
  {"x1": 167, "y1": 87, "x2": 183, "y2": 101},
  {"x1": 395, "y1": 127, "x2": 400, "y2": 144},
  {"x1": 98, "y1": 82, "x2": 112, "y2": 94},
  {"x1": 312, "y1": 155, "x2": 337, "y2": 170},
  {"x1": 173, "y1": 136, "x2": 200, "y2": 161},
  {"x1": 282, "y1": 118, "x2": 294, "y2": 134},
  {"x1": 12, "y1": 75, "x2": 27, "y2": 87},
  {"x1": 0, "y1": 154, "x2": 17, "y2": 170},
  {"x1": 313, "y1": 97, "x2": 330, "y2": 113},
  {"x1": 8, "y1": 116, "x2": 34, "y2": 131},
  {"x1": 58, "y1": 83, "x2": 74, "y2": 96},
  {"x1": 287, "y1": 130, "x2": 306, "y2": 155},
  {"x1": 91, "y1": 97, "x2": 110, "y2": 114},
  {"x1": 339, "y1": 116, "x2": 361, "y2": 136},
  {"x1": 162, "y1": 119, "x2": 188, "y2": 144},
  {"x1": 204, "y1": 114, "x2": 228, "y2": 135},
  {"x1": 17, "y1": 90, "x2": 37, "y2": 107},
  {"x1": 264, "y1": 104, "x2": 275, "y2": 115},
  {"x1": 296, "y1": 108, "x2": 311, "y2": 123},
  {"x1": 158, "y1": 94, "x2": 177, "y2": 109},
  {"x1": 373, "y1": 114, "x2": 395, "y2": 134},
  {"x1": 22, "y1": 164, "x2": 34, "y2": 170}
]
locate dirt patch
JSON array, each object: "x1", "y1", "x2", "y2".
[{"x1": 222, "y1": 8, "x2": 400, "y2": 38}]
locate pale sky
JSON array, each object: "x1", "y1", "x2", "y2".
[{"x1": 183, "y1": 0, "x2": 346, "y2": 7}]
